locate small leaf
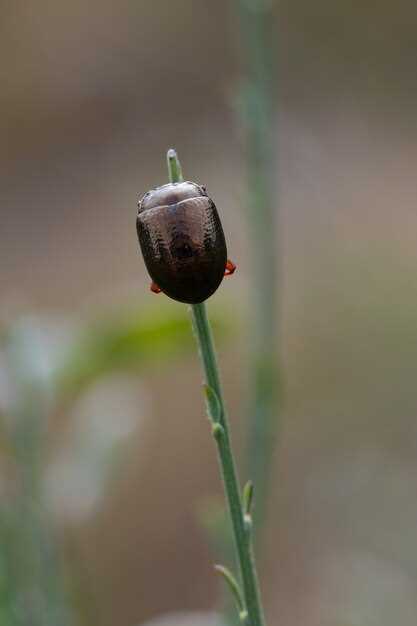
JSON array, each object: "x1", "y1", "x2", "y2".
[
  {"x1": 204, "y1": 384, "x2": 222, "y2": 423},
  {"x1": 242, "y1": 480, "x2": 254, "y2": 516},
  {"x1": 214, "y1": 565, "x2": 245, "y2": 614}
]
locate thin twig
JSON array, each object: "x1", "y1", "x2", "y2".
[
  {"x1": 236, "y1": 0, "x2": 281, "y2": 537},
  {"x1": 167, "y1": 148, "x2": 267, "y2": 626}
]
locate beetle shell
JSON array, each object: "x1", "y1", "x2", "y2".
[{"x1": 137, "y1": 181, "x2": 227, "y2": 304}]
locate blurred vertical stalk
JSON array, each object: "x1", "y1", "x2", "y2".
[
  {"x1": 3, "y1": 327, "x2": 74, "y2": 626},
  {"x1": 236, "y1": 0, "x2": 280, "y2": 537}
]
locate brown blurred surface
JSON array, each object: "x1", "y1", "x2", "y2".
[{"x1": 2, "y1": 2, "x2": 417, "y2": 626}]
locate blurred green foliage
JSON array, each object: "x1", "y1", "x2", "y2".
[
  {"x1": 59, "y1": 307, "x2": 228, "y2": 399},
  {"x1": 0, "y1": 304, "x2": 230, "y2": 625}
]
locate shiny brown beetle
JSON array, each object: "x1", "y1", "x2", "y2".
[{"x1": 136, "y1": 181, "x2": 236, "y2": 304}]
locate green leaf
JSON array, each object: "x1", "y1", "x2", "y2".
[
  {"x1": 204, "y1": 384, "x2": 222, "y2": 423},
  {"x1": 242, "y1": 480, "x2": 254, "y2": 516},
  {"x1": 214, "y1": 564, "x2": 245, "y2": 615}
]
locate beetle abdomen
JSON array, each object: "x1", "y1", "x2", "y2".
[{"x1": 137, "y1": 182, "x2": 227, "y2": 304}]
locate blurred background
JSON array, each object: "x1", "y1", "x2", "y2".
[{"x1": 1, "y1": 1, "x2": 417, "y2": 625}]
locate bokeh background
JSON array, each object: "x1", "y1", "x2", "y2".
[{"x1": 1, "y1": 1, "x2": 417, "y2": 626}]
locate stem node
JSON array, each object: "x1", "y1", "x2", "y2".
[{"x1": 212, "y1": 422, "x2": 225, "y2": 441}]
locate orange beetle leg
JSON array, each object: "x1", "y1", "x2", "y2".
[
  {"x1": 150, "y1": 281, "x2": 162, "y2": 294},
  {"x1": 224, "y1": 259, "x2": 237, "y2": 276}
]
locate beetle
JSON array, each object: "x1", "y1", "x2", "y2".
[{"x1": 136, "y1": 181, "x2": 236, "y2": 304}]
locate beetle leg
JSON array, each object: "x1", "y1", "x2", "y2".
[
  {"x1": 224, "y1": 259, "x2": 236, "y2": 276},
  {"x1": 150, "y1": 281, "x2": 162, "y2": 294}
]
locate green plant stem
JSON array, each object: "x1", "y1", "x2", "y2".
[
  {"x1": 191, "y1": 304, "x2": 265, "y2": 626},
  {"x1": 167, "y1": 148, "x2": 266, "y2": 626}
]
